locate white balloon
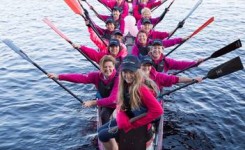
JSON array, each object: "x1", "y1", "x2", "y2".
[
  {"x1": 123, "y1": 28, "x2": 129, "y2": 36},
  {"x1": 129, "y1": 26, "x2": 138, "y2": 37}
]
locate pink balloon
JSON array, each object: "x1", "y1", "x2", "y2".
[{"x1": 129, "y1": 26, "x2": 138, "y2": 37}]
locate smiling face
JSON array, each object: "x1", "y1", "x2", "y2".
[
  {"x1": 106, "y1": 23, "x2": 115, "y2": 31},
  {"x1": 112, "y1": 10, "x2": 120, "y2": 20},
  {"x1": 122, "y1": 70, "x2": 136, "y2": 84},
  {"x1": 142, "y1": 9, "x2": 151, "y2": 19},
  {"x1": 151, "y1": 45, "x2": 163, "y2": 59},
  {"x1": 137, "y1": 32, "x2": 147, "y2": 45},
  {"x1": 109, "y1": 45, "x2": 120, "y2": 56},
  {"x1": 101, "y1": 61, "x2": 115, "y2": 78},
  {"x1": 142, "y1": 23, "x2": 152, "y2": 33}
]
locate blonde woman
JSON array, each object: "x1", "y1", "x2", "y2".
[
  {"x1": 48, "y1": 55, "x2": 119, "y2": 124},
  {"x1": 98, "y1": 55, "x2": 163, "y2": 150}
]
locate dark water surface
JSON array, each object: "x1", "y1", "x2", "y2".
[{"x1": 0, "y1": 0, "x2": 245, "y2": 149}]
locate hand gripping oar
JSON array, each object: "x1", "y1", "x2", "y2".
[
  {"x1": 43, "y1": 18, "x2": 100, "y2": 70},
  {"x1": 153, "y1": 0, "x2": 175, "y2": 29},
  {"x1": 64, "y1": 0, "x2": 108, "y2": 47},
  {"x1": 172, "y1": 39, "x2": 242, "y2": 75},
  {"x1": 2, "y1": 39, "x2": 84, "y2": 104},
  {"x1": 165, "y1": 16, "x2": 214, "y2": 57},
  {"x1": 162, "y1": 56, "x2": 244, "y2": 96},
  {"x1": 167, "y1": 0, "x2": 203, "y2": 39},
  {"x1": 109, "y1": 56, "x2": 244, "y2": 133}
]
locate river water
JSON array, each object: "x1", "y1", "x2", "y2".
[{"x1": 0, "y1": 0, "x2": 244, "y2": 149}]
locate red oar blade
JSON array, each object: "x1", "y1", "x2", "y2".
[
  {"x1": 43, "y1": 18, "x2": 71, "y2": 43},
  {"x1": 189, "y1": 16, "x2": 214, "y2": 38},
  {"x1": 64, "y1": 0, "x2": 83, "y2": 15}
]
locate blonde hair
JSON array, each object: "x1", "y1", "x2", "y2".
[
  {"x1": 118, "y1": 69, "x2": 159, "y2": 110},
  {"x1": 99, "y1": 55, "x2": 116, "y2": 69},
  {"x1": 141, "y1": 7, "x2": 151, "y2": 15}
]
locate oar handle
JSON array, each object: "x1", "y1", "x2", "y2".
[
  {"x1": 153, "y1": 0, "x2": 175, "y2": 29},
  {"x1": 165, "y1": 39, "x2": 186, "y2": 57},
  {"x1": 67, "y1": 40, "x2": 100, "y2": 70},
  {"x1": 159, "y1": 79, "x2": 200, "y2": 97},
  {"x1": 33, "y1": 63, "x2": 84, "y2": 104},
  {"x1": 167, "y1": 20, "x2": 185, "y2": 39},
  {"x1": 108, "y1": 113, "x2": 147, "y2": 133}
]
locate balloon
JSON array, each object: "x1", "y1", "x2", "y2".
[
  {"x1": 123, "y1": 28, "x2": 129, "y2": 36},
  {"x1": 124, "y1": 15, "x2": 136, "y2": 28},
  {"x1": 129, "y1": 26, "x2": 138, "y2": 37}
]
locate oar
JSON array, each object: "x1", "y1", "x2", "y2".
[
  {"x1": 109, "y1": 56, "x2": 244, "y2": 132},
  {"x1": 64, "y1": 0, "x2": 108, "y2": 47},
  {"x1": 151, "y1": 0, "x2": 168, "y2": 12},
  {"x1": 162, "y1": 56, "x2": 244, "y2": 96},
  {"x1": 153, "y1": 0, "x2": 175, "y2": 29},
  {"x1": 2, "y1": 39, "x2": 84, "y2": 104},
  {"x1": 43, "y1": 18, "x2": 100, "y2": 70},
  {"x1": 81, "y1": 0, "x2": 101, "y2": 18},
  {"x1": 167, "y1": 0, "x2": 203, "y2": 39},
  {"x1": 165, "y1": 16, "x2": 214, "y2": 57},
  {"x1": 97, "y1": 0, "x2": 112, "y2": 12},
  {"x1": 172, "y1": 39, "x2": 242, "y2": 75}
]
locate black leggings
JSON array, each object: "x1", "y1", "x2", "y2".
[{"x1": 100, "y1": 107, "x2": 115, "y2": 125}]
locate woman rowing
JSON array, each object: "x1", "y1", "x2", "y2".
[
  {"x1": 131, "y1": 30, "x2": 185, "y2": 58},
  {"x1": 86, "y1": 19, "x2": 127, "y2": 56},
  {"x1": 149, "y1": 39, "x2": 203, "y2": 73},
  {"x1": 73, "y1": 38, "x2": 127, "y2": 69},
  {"x1": 97, "y1": 0, "x2": 129, "y2": 19},
  {"x1": 48, "y1": 55, "x2": 119, "y2": 124},
  {"x1": 136, "y1": 7, "x2": 166, "y2": 29},
  {"x1": 98, "y1": 55, "x2": 163, "y2": 150},
  {"x1": 140, "y1": 55, "x2": 202, "y2": 90},
  {"x1": 133, "y1": 0, "x2": 165, "y2": 21},
  {"x1": 92, "y1": 6, "x2": 125, "y2": 33}
]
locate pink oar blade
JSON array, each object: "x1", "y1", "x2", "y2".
[{"x1": 43, "y1": 18, "x2": 71, "y2": 42}]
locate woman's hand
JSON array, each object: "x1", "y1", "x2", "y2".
[
  {"x1": 83, "y1": 100, "x2": 97, "y2": 107},
  {"x1": 47, "y1": 73, "x2": 58, "y2": 79}
]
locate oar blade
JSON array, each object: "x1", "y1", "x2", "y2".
[
  {"x1": 211, "y1": 39, "x2": 242, "y2": 58},
  {"x1": 43, "y1": 18, "x2": 71, "y2": 43},
  {"x1": 64, "y1": 0, "x2": 83, "y2": 15},
  {"x1": 207, "y1": 57, "x2": 244, "y2": 79},
  {"x1": 2, "y1": 39, "x2": 32, "y2": 63},
  {"x1": 189, "y1": 16, "x2": 214, "y2": 38}
]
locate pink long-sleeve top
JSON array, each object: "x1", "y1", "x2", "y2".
[
  {"x1": 131, "y1": 38, "x2": 183, "y2": 57},
  {"x1": 150, "y1": 53, "x2": 198, "y2": 73},
  {"x1": 58, "y1": 70, "x2": 119, "y2": 108},
  {"x1": 88, "y1": 27, "x2": 128, "y2": 57},
  {"x1": 147, "y1": 29, "x2": 169, "y2": 40},
  {"x1": 97, "y1": 15, "x2": 125, "y2": 34},
  {"x1": 78, "y1": 45, "x2": 126, "y2": 64},
  {"x1": 137, "y1": 17, "x2": 160, "y2": 30},
  {"x1": 116, "y1": 85, "x2": 163, "y2": 132},
  {"x1": 133, "y1": 1, "x2": 162, "y2": 21},
  {"x1": 98, "y1": 0, "x2": 129, "y2": 18},
  {"x1": 92, "y1": 24, "x2": 114, "y2": 40},
  {"x1": 149, "y1": 67, "x2": 179, "y2": 89}
]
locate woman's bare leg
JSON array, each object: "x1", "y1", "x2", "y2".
[{"x1": 103, "y1": 138, "x2": 118, "y2": 150}]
